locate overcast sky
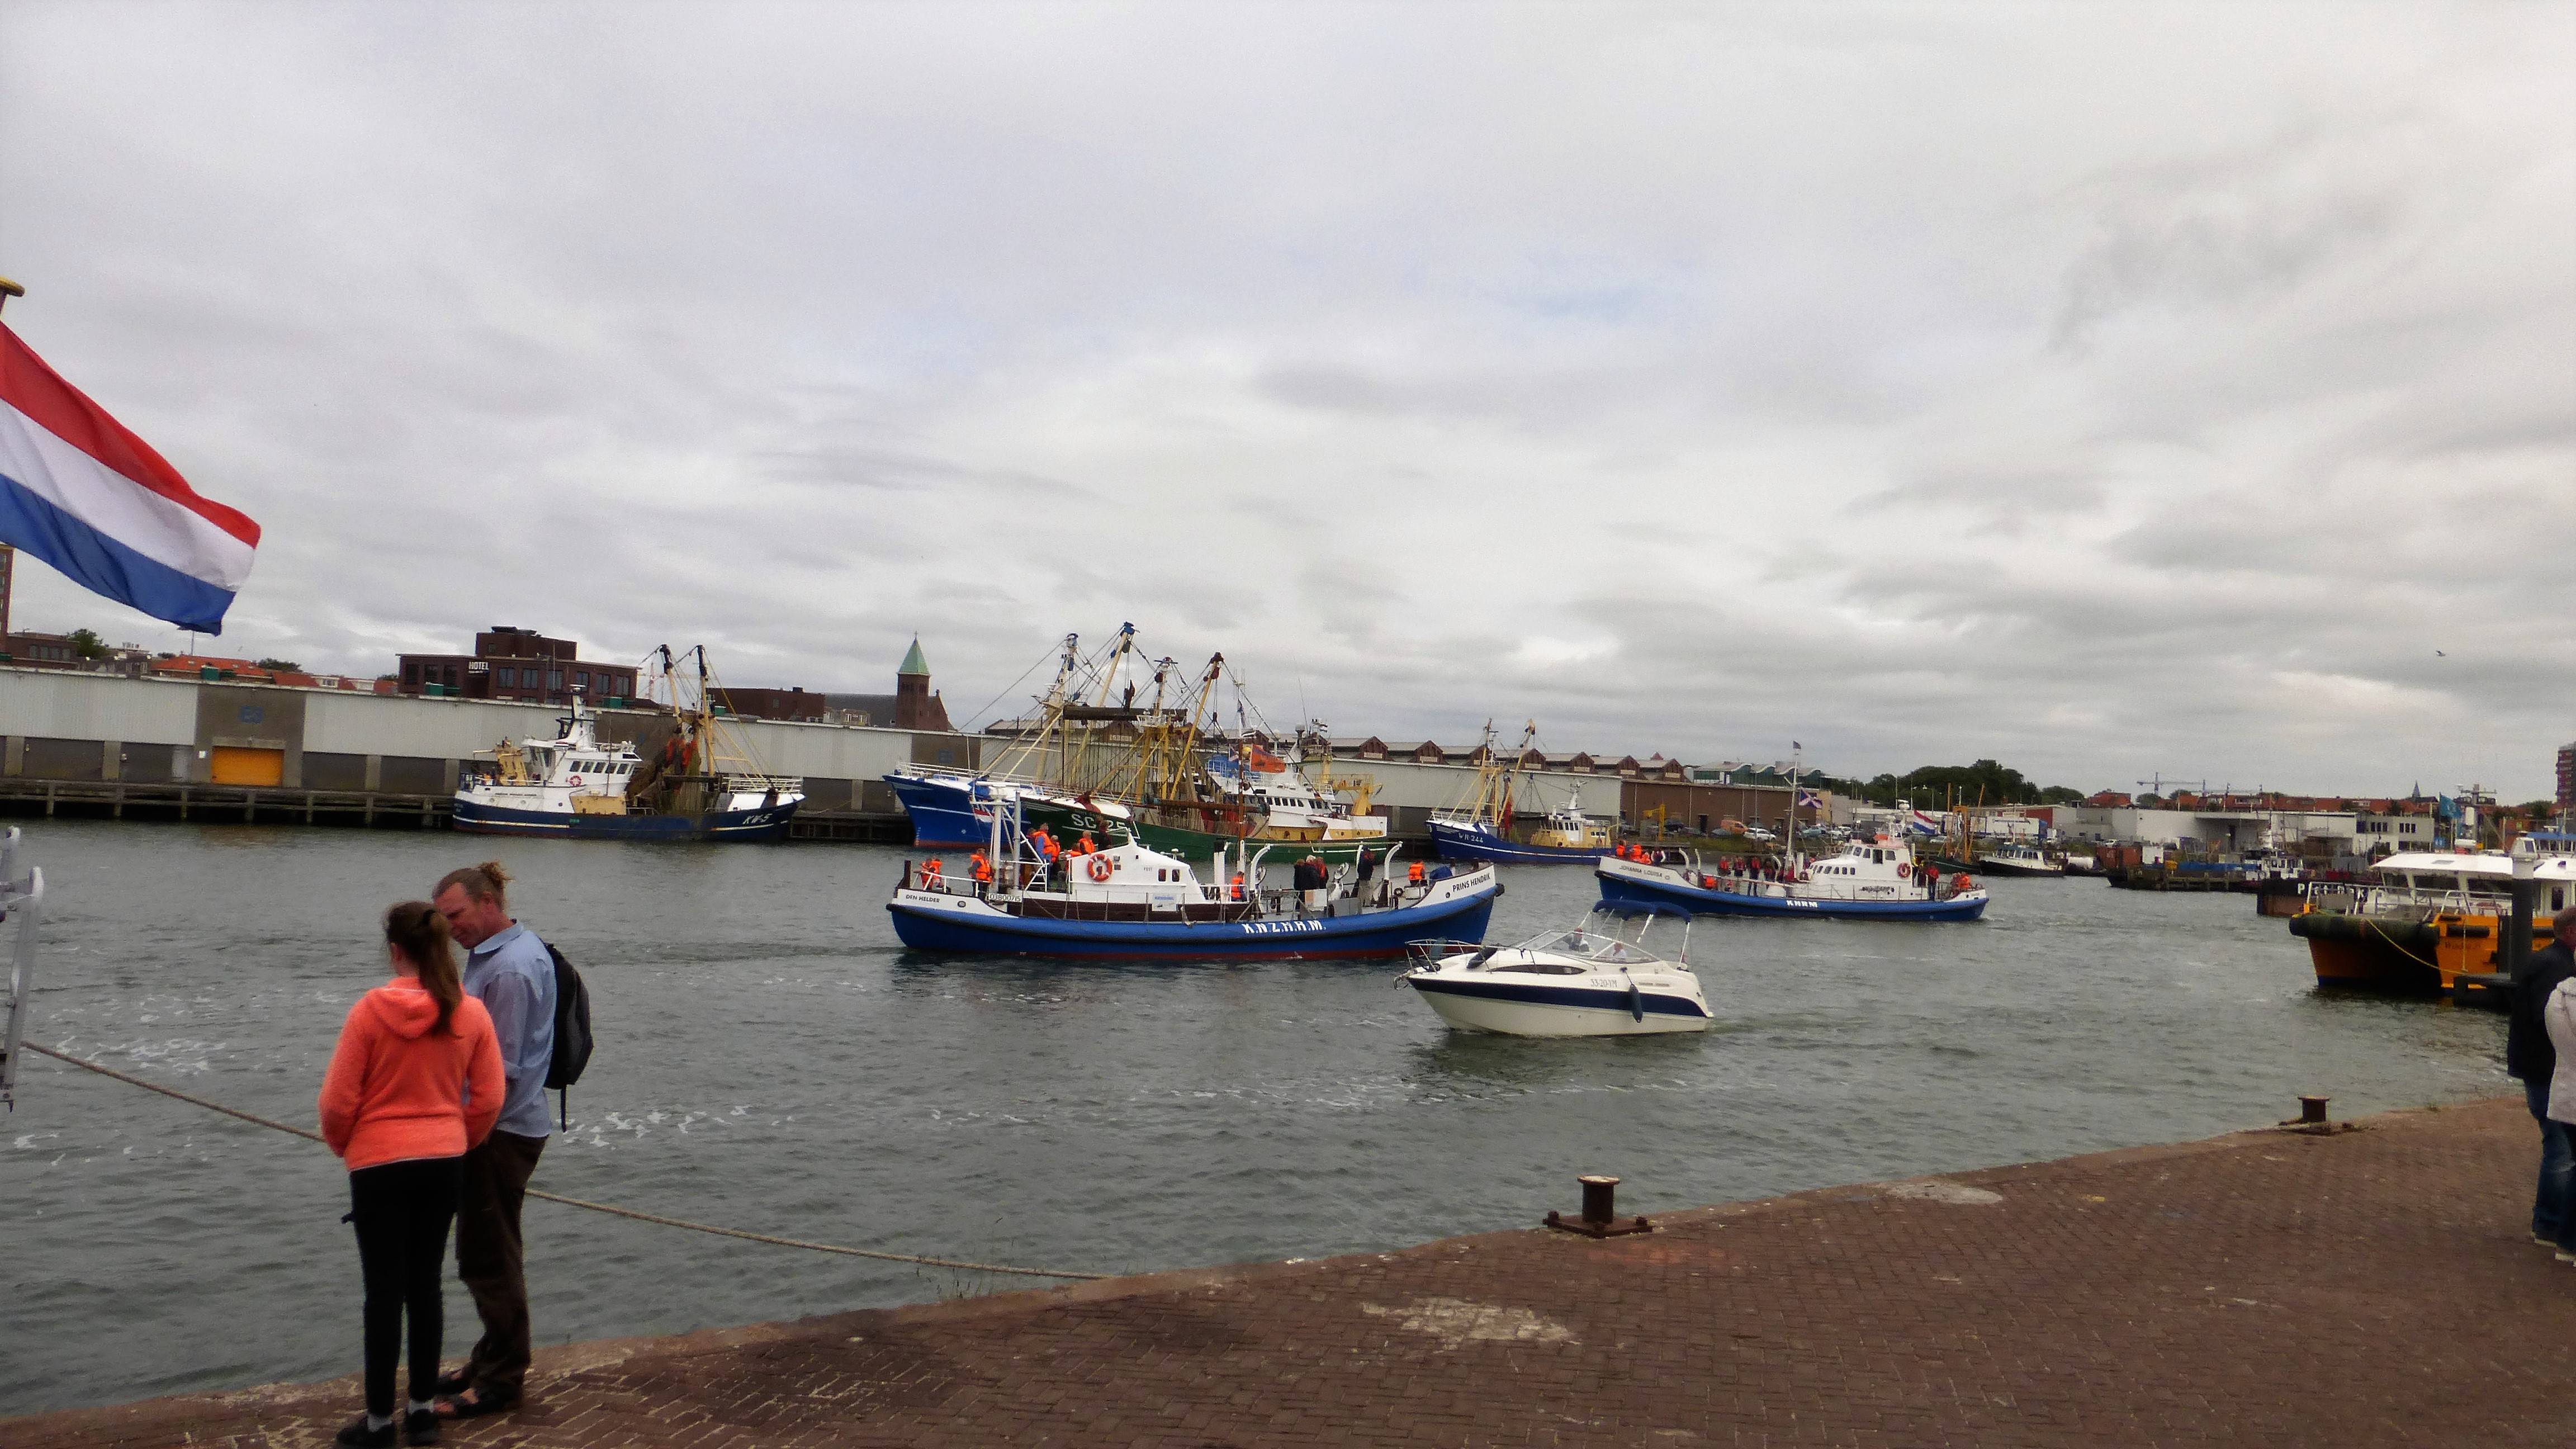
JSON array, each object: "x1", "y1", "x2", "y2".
[{"x1": 3, "y1": 2, "x2": 2569, "y2": 798}]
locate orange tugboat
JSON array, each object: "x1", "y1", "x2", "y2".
[{"x1": 2290, "y1": 842, "x2": 2572, "y2": 992}]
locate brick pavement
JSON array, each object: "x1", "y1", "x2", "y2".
[{"x1": 16, "y1": 1096, "x2": 2576, "y2": 1448}]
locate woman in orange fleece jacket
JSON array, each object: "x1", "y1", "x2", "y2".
[{"x1": 319, "y1": 902, "x2": 505, "y2": 1448}]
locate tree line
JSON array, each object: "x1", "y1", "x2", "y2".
[{"x1": 1820, "y1": 760, "x2": 2086, "y2": 808}]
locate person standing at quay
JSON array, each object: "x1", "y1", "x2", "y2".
[
  {"x1": 319, "y1": 903, "x2": 503, "y2": 1447},
  {"x1": 430, "y1": 862, "x2": 555, "y2": 1420},
  {"x1": 2508, "y1": 906, "x2": 2576, "y2": 1258}
]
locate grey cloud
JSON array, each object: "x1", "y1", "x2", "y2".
[{"x1": 1, "y1": 2, "x2": 2569, "y2": 797}]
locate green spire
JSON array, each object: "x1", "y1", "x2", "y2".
[{"x1": 898, "y1": 637, "x2": 930, "y2": 676}]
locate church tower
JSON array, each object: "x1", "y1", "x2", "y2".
[{"x1": 893, "y1": 637, "x2": 950, "y2": 731}]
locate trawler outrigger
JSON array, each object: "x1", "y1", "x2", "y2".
[
  {"x1": 888, "y1": 625, "x2": 1390, "y2": 865},
  {"x1": 1428, "y1": 721, "x2": 1617, "y2": 865}
]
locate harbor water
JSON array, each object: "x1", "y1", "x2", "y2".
[{"x1": 3, "y1": 821, "x2": 2512, "y2": 1417}]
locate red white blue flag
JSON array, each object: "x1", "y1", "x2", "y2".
[{"x1": 0, "y1": 323, "x2": 259, "y2": 633}]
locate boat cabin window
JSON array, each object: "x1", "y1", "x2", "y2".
[
  {"x1": 1494, "y1": 959, "x2": 1587, "y2": 975},
  {"x1": 1518, "y1": 930, "x2": 1659, "y2": 964}
]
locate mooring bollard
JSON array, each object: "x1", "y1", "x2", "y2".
[
  {"x1": 1580, "y1": 1173, "x2": 1621, "y2": 1227},
  {"x1": 1546, "y1": 1171, "x2": 1652, "y2": 1238},
  {"x1": 2300, "y1": 1095, "x2": 2330, "y2": 1126}
]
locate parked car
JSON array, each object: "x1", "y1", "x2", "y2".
[{"x1": 1742, "y1": 826, "x2": 1778, "y2": 842}]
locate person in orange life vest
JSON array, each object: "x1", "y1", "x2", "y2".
[
  {"x1": 923, "y1": 856, "x2": 944, "y2": 888},
  {"x1": 1230, "y1": 872, "x2": 1247, "y2": 902},
  {"x1": 970, "y1": 850, "x2": 992, "y2": 883},
  {"x1": 1077, "y1": 832, "x2": 1097, "y2": 855},
  {"x1": 1408, "y1": 860, "x2": 1426, "y2": 886}
]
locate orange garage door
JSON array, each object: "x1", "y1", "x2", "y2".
[{"x1": 208, "y1": 746, "x2": 284, "y2": 787}]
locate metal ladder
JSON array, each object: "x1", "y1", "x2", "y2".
[{"x1": 1, "y1": 827, "x2": 45, "y2": 1110}]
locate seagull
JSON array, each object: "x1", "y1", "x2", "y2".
[{"x1": 2435, "y1": 650, "x2": 2446, "y2": 656}]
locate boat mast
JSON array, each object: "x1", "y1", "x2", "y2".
[{"x1": 1500, "y1": 721, "x2": 1536, "y2": 831}]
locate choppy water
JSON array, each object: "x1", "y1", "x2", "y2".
[{"x1": 1, "y1": 820, "x2": 2512, "y2": 1416}]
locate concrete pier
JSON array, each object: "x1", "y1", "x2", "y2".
[{"x1": 11, "y1": 1094, "x2": 2572, "y2": 1447}]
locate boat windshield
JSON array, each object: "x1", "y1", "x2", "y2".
[{"x1": 1515, "y1": 929, "x2": 1660, "y2": 965}]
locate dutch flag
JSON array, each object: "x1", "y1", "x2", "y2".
[{"x1": 0, "y1": 322, "x2": 259, "y2": 634}]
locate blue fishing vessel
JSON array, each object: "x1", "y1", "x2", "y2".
[
  {"x1": 884, "y1": 771, "x2": 1072, "y2": 849},
  {"x1": 887, "y1": 801, "x2": 1499, "y2": 959},
  {"x1": 1596, "y1": 837, "x2": 1990, "y2": 922},
  {"x1": 1430, "y1": 789, "x2": 1617, "y2": 865},
  {"x1": 1427, "y1": 722, "x2": 1619, "y2": 865}
]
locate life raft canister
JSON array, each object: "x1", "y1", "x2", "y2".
[{"x1": 1087, "y1": 854, "x2": 1114, "y2": 882}]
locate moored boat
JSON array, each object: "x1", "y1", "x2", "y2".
[
  {"x1": 1400, "y1": 909, "x2": 1710, "y2": 1036},
  {"x1": 1428, "y1": 722, "x2": 1618, "y2": 865},
  {"x1": 1970, "y1": 843, "x2": 2065, "y2": 878},
  {"x1": 2289, "y1": 845, "x2": 2573, "y2": 992},
  {"x1": 454, "y1": 651, "x2": 803, "y2": 841},
  {"x1": 1597, "y1": 836, "x2": 1990, "y2": 921}
]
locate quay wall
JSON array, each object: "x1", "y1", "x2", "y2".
[
  {"x1": 0, "y1": 666, "x2": 937, "y2": 815},
  {"x1": 0, "y1": 667, "x2": 1798, "y2": 840}
]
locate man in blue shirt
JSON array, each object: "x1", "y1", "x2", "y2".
[{"x1": 432, "y1": 861, "x2": 553, "y2": 1419}]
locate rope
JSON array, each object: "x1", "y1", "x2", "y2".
[{"x1": 22, "y1": 1043, "x2": 1107, "y2": 1281}]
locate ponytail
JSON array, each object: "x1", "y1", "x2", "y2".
[
  {"x1": 435, "y1": 859, "x2": 512, "y2": 912},
  {"x1": 384, "y1": 900, "x2": 462, "y2": 1034}
]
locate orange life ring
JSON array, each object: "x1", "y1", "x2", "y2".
[
  {"x1": 1087, "y1": 854, "x2": 1114, "y2": 882},
  {"x1": 1895, "y1": 861, "x2": 1910, "y2": 879}
]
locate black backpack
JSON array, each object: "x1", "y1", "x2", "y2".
[{"x1": 541, "y1": 940, "x2": 593, "y2": 1127}]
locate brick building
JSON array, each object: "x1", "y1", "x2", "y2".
[
  {"x1": 710, "y1": 686, "x2": 828, "y2": 722},
  {"x1": 396, "y1": 626, "x2": 638, "y2": 705},
  {"x1": 822, "y1": 638, "x2": 953, "y2": 730}
]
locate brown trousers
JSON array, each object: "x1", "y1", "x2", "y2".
[{"x1": 454, "y1": 1129, "x2": 546, "y2": 1398}]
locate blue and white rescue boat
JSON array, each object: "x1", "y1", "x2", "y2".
[
  {"x1": 1597, "y1": 836, "x2": 1990, "y2": 922},
  {"x1": 887, "y1": 798, "x2": 1498, "y2": 959}
]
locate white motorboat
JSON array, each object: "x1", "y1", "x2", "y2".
[{"x1": 1399, "y1": 911, "x2": 1711, "y2": 1036}]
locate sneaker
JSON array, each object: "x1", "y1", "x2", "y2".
[
  {"x1": 404, "y1": 1408, "x2": 439, "y2": 1446},
  {"x1": 2558, "y1": 1249, "x2": 2576, "y2": 1263},
  {"x1": 2538, "y1": 1234, "x2": 2556, "y2": 1247},
  {"x1": 334, "y1": 1415, "x2": 396, "y2": 1448}
]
